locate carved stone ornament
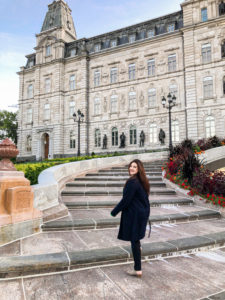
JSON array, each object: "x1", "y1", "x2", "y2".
[{"x1": 0, "y1": 138, "x2": 19, "y2": 171}]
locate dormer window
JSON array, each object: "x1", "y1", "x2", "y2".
[
  {"x1": 147, "y1": 30, "x2": 155, "y2": 38},
  {"x1": 219, "y1": 1, "x2": 225, "y2": 16},
  {"x1": 168, "y1": 24, "x2": 175, "y2": 32},
  {"x1": 111, "y1": 39, "x2": 117, "y2": 47},
  {"x1": 129, "y1": 34, "x2": 136, "y2": 43},
  {"x1": 70, "y1": 49, "x2": 76, "y2": 57},
  {"x1": 46, "y1": 45, "x2": 51, "y2": 56},
  {"x1": 201, "y1": 8, "x2": 208, "y2": 22},
  {"x1": 95, "y1": 44, "x2": 101, "y2": 52}
]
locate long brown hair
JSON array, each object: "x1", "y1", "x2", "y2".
[{"x1": 128, "y1": 159, "x2": 150, "y2": 195}]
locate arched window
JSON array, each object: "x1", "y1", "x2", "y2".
[
  {"x1": 70, "y1": 131, "x2": 76, "y2": 149},
  {"x1": 26, "y1": 135, "x2": 32, "y2": 152},
  {"x1": 150, "y1": 123, "x2": 157, "y2": 144},
  {"x1": 205, "y1": 116, "x2": 215, "y2": 138},
  {"x1": 95, "y1": 129, "x2": 101, "y2": 147},
  {"x1": 129, "y1": 91, "x2": 136, "y2": 110},
  {"x1": 172, "y1": 121, "x2": 179, "y2": 142},
  {"x1": 148, "y1": 88, "x2": 156, "y2": 107},
  {"x1": 110, "y1": 95, "x2": 118, "y2": 113},
  {"x1": 130, "y1": 125, "x2": 137, "y2": 145},
  {"x1": 112, "y1": 127, "x2": 118, "y2": 146},
  {"x1": 27, "y1": 84, "x2": 33, "y2": 99}
]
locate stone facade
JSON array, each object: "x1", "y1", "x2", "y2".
[{"x1": 17, "y1": 0, "x2": 225, "y2": 160}]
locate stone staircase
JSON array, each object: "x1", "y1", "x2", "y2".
[{"x1": 0, "y1": 160, "x2": 225, "y2": 279}]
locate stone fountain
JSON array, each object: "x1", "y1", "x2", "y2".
[{"x1": 0, "y1": 138, "x2": 42, "y2": 244}]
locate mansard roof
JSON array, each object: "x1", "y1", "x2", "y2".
[{"x1": 65, "y1": 10, "x2": 183, "y2": 57}]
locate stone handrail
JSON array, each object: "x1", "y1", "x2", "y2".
[
  {"x1": 198, "y1": 145, "x2": 225, "y2": 171},
  {"x1": 33, "y1": 151, "x2": 168, "y2": 210}
]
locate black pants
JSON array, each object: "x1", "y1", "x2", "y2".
[{"x1": 131, "y1": 240, "x2": 141, "y2": 271}]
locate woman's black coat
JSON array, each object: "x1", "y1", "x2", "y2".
[{"x1": 111, "y1": 177, "x2": 150, "y2": 242}]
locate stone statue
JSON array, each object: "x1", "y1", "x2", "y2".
[
  {"x1": 103, "y1": 134, "x2": 107, "y2": 149},
  {"x1": 219, "y1": 1, "x2": 225, "y2": 15},
  {"x1": 119, "y1": 132, "x2": 126, "y2": 148},
  {"x1": 159, "y1": 128, "x2": 166, "y2": 145},
  {"x1": 139, "y1": 130, "x2": 145, "y2": 147}
]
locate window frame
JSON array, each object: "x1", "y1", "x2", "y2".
[
  {"x1": 95, "y1": 129, "x2": 101, "y2": 147},
  {"x1": 69, "y1": 74, "x2": 76, "y2": 90},
  {"x1": 148, "y1": 59, "x2": 155, "y2": 76},
  {"x1": 129, "y1": 125, "x2": 137, "y2": 145},
  {"x1": 148, "y1": 88, "x2": 156, "y2": 107},
  {"x1": 129, "y1": 63, "x2": 136, "y2": 80},
  {"x1": 168, "y1": 54, "x2": 177, "y2": 72},
  {"x1": 203, "y1": 76, "x2": 213, "y2": 99},
  {"x1": 94, "y1": 98, "x2": 101, "y2": 115},
  {"x1": 94, "y1": 70, "x2": 100, "y2": 87},
  {"x1": 205, "y1": 116, "x2": 215, "y2": 138},
  {"x1": 172, "y1": 121, "x2": 179, "y2": 142},
  {"x1": 27, "y1": 84, "x2": 33, "y2": 99},
  {"x1": 201, "y1": 8, "x2": 208, "y2": 22},
  {"x1": 149, "y1": 123, "x2": 157, "y2": 144},
  {"x1": 202, "y1": 44, "x2": 211, "y2": 64},
  {"x1": 112, "y1": 127, "x2": 118, "y2": 146},
  {"x1": 70, "y1": 131, "x2": 76, "y2": 149},
  {"x1": 110, "y1": 95, "x2": 118, "y2": 113},
  {"x1": 44, "y1": 103, "x2": 50, "y2": 120},
  {"x1": 110, "y1": 67, "x2": 118, "y2": 84},
  {"x1": 128, "y1": 91, "x2": 136, "y2": 110}
]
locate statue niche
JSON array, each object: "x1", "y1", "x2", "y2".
[{"x1": 219, "y1": 1, "x2": 225, "y2": 16}]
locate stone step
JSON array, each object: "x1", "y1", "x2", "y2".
[
  {"x1": 99, "y1": 167, "x2": 162, "y2": 172},
  {"x1": 63, "y1": 198, "x2": 194, "y2": 209},
  {"x1": 85, "y1": 172, "x2": 162, "y2": 176},
  {"x1": 61, "y1": 188, "x2": 176, "y2": 196},
  {"x1": 42, "y1": 210, "x2": 221, "y2": 231},
  {"x1": 66, "y1": 181, "x2": 166, "y2": 188},
  {"x1": 75, "y1": 176, "x2": 162, "y2": 181},
  {"x1": 1, "y1": 229, "x2": 225, "y2": 278}
]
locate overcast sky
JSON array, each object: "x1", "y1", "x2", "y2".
[{"x1": 0, "y1": 0, "x2": 182, "y2": 111}]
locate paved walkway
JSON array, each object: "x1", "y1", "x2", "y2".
[{"x1": 0, "y1": 160, "x2": 225, "y2": 299}]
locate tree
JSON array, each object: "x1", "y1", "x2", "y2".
[{"x1": 0, "y1": 110, "x2": 18, "y2": 144}]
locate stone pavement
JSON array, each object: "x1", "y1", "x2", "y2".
[{"x1": 0, "y1": 160, "x2": 225, "y2": 299}]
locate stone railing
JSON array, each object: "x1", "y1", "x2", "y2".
[
  {"x1": 198, "y1": 145, "x2": 225, "y2": 171},
  {"x1": 33, "y1": 151, "x2": 168, "y2": 210}
]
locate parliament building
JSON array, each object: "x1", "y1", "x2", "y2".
[{"x1": 17, "y1": 0, "x2": 225, "y2": 160}]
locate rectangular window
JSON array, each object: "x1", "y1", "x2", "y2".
[
  {"x1": 147, "y1": 30, "x2": 155, "y2": 38},
  {"x1": 172, "y1": 121, "x2": 179, "y2": 142},
  {"x1": 111, "y1": 40, "x2": 117, "y2": 47},
  {"x1": 95, "y1": 44, "x2": 101, "y2": 52},
  {"x1": 129, "y1": 92, "x2": 136, "y2": 110},
  {"x1": 202, "y1": 44, "x2": 211, "y2": 63},
  {"x1": 110, "y1": 95, "x2": 118, "y2": 113},
  {"x1": 70, "y1": 49, "x2": 76, "y2": 57},
  {"x1": 168, "y1": 24, "x2": 175, "y2": 32},
  {"x1": 70, "y1": 132, "x2": 76, "y2": 148},
  {"x1": 94, "y1": 98, "x2": 100, "y2": 115},
  {"x1": 69, "y1": 75, "x2": 76, "y2": 90},
  {"x1": 201, "y1": 8, "x2": 208, "y2": 22},
  {"x1": 169, "y1": 85, "x2": 178, "y2": 99},
  {"x1": 27, "y1": 108, "x2": 32, "y2": 123},
  {"x1": 130, "y1": 127, "x2": 137, "y2": 144},
  {"x1": 110, "y1": 68, "x2": 117, "y2": 84},
  {"x1": 27, "y1": 84, "x2": 33, "y2": 99},
  {"x1": 69, "y1": 101, "x2": 75, "y2": 117},
  {"x1": 148, "y1": 59, "x2": 155, "y2": 76},
  {"x1": 148, "y1": 89, "x2": 156, "y2": 107},
  {"x1": 150, "y1": 125, "x2": 157, "y2": 143},
  {"x1": 129, "y1": 64, "x2": 135, "y2": 80},
  {"x1": 203, "y1": 77, "x2": 213, "y2": 99},
  {"x1": 44, "y1": 103, "x2": 50, "y2": 120},
  {"x1": 46, "y1": 45, "x2": 51, "y2": 56},
  {"x1": 45, "y1": 78, "x2": 51, "y2": 93},
  {"x1": 129, "y1": 34, "x2": 136, "y2": 43},
  {"x1": 168, "y1": 54, "x2": 176, "y2": 72},
  {"x1": 94, "y1": 70, "x2": 100, "y2": 87}
]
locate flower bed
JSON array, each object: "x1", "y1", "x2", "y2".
[{"x1": 163, "y1": 136, "x2": 225, "y2": 208}]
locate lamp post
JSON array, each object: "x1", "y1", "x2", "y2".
[
  {"x1": 161, "y1": 93, "x2": 176, "y2": 155},
  {"x1": 73, "y1": 109, "x2": 84, "y2": 156}
]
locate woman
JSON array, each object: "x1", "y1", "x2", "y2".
[{"x1": 111, "y1": 159, "x2": 150, "y2": 278}]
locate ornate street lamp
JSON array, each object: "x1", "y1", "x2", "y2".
[
  {"x1": 73, "y1": 109, "x2": 84, "y2": 156},
  {"x1": 161, "y1": 93, "x2": 176, "y2": 155}
]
